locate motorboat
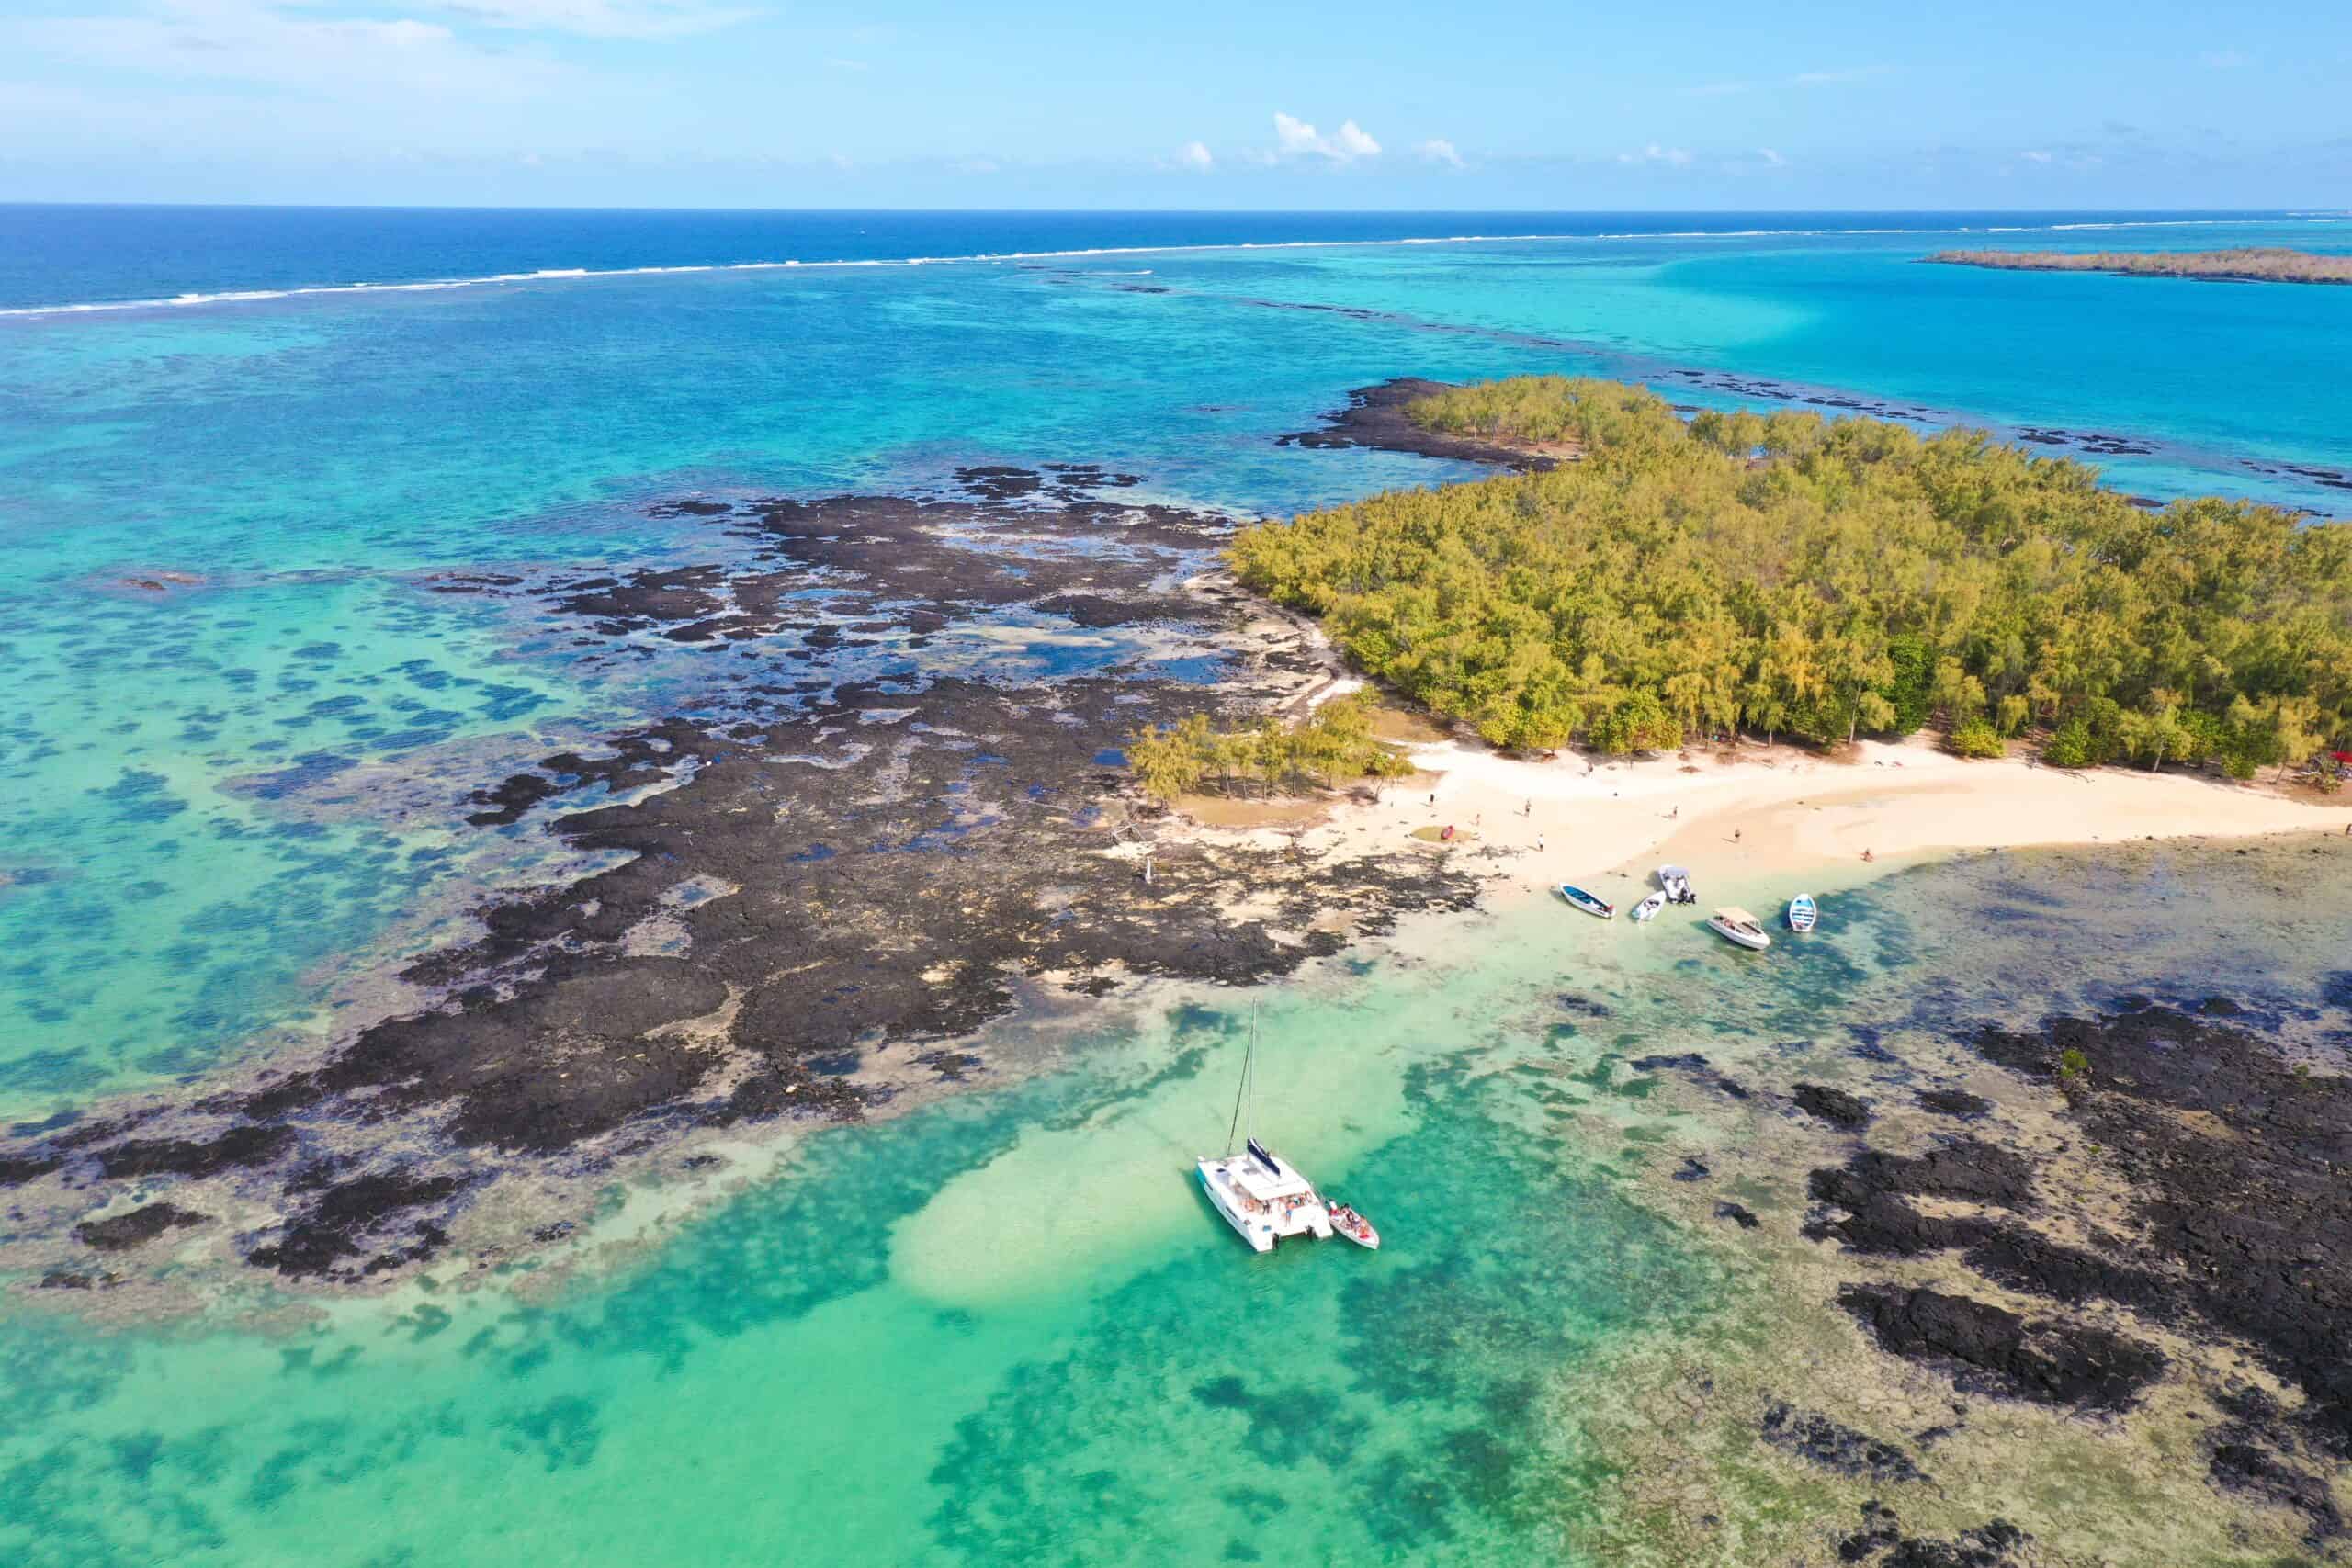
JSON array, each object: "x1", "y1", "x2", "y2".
[
  {"x1": 1328, "y1": 1202, "x2": 1380, "y2": 1250},
  {"x1": 1706, "y1": 907, "x2": 1772, "y2": 952},
  {"x1": 1657, "y1": 864, "x2": 1696, "y2": 905},
  {"x1": 1787, "y1": 894, "x2": 1819, "y2": 932},
  {"x1": 1557, "y1": 884, "x2": 1615, "y2": 919},
  {"x1": 1631, "y1": 891, "x2": 1667, "y2": 922},
  {"x1": 1196, "y1": 1016, "x2": 1332, "y2": 1253}
]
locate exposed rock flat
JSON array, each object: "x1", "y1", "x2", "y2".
[{"x1": 0, "y1": 471, "x2": 1481, "y2": 1299}]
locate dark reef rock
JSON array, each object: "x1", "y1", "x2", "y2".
[
  {"x1": 1759, "y1": 1400, "x2": 1927, "y2": 1484},
  {"x1": 1838, "y1": 1283, "x2": 2165, "y2": 1411},
  {"x1": 1714, "y1": 1201, "x2": 1760, "y2": 1230},
  {"x1": 95, "y1": 1124, "x2": 295, "y2": 1181},
  {"x1": 1792, "y1": 1083, "x2": 1871, "y2": 1129},
  {"x1": 2208, "y1": 1438, "x2": 2344, "y2": 1540},
  {"x1": 246, "y1": 1168, "x2": 468, "y2": 1280},
  {"x1": 1915, "y1": 1088, "x2": 1992, "y2": 1119},
  {"x1": 0, "y1": 479, "x2": 1486, "y2": 1291},
  {"x1": 1275, "y1": 378, "x2": 1565, "y2": 471},
  {"x1": 1973, "y1": 1003, "x2": 2352, "y2": 1450},
  {"x1": 74, "y1": 1202, "x2": 206, "y2": 1252},
  {"x1": 1806, "y1": 1139, "x2": 2037, "y2": 1254},
  {"x1": 1631, "y1": 1052, "x2": 1752, "y2": 1100},
  {"x1": 1836, "y1": 1503, "x2": 2030, "y2": 1567}
]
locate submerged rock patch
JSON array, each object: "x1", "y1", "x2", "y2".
[{"x1": 0, "y1": 478, "x2": 1483, "y2": 1300}]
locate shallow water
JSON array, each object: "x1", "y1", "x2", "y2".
[
  {"x1": 6, "y1": 209, "x2": 2352, "y2": 1564},
  {"x1": 6, "y1": 210, "x2": 2352, "y2": 1111},
  {"x1": 6, "y1": 842, "x2": 2347, "y2": 1565}
]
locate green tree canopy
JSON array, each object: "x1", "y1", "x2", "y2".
[{"x1": 1228, "y1": 378, "x2": 2352, "y2": 771}]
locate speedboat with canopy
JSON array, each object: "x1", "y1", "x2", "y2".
[{"x1": 1706, "y1": 907, "x2": 1772, "y2": 952}]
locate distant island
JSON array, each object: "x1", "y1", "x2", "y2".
[{"x1": 1927, "y1": 245, "x2": 2352, "y2": 284}]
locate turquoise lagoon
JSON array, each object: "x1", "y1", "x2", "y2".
[{"x1": 4, "y1": 209, "x2": 2352, "y2": 1563}]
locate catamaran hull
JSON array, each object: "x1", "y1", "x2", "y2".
[
  {"x1": 1200, "y1": 1160, "x2": 1279, "y2": 1252},
  {"x1": 1197, "y1": 1155, "x2": 1332, "y2": 1252}
]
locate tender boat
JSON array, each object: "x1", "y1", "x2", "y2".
[
  {"x1": 1706, "y1": 907, "x2": 1772, "y2": 952},
  {"x1": 1197, "y1": 1016, "x2": 1333, "y2": 1252},
  {"x1": 1657, "y1": 864, "x2": 1696, "y2": 905},
  {"x1": 1328, "y1": 1202, "x2": 1381, "y2": 1250},
  {"x1": 1631, "y1": 891, "x2": 1667, "y2": 922},
  {"x1": 1787, "y1": 894, "x2": 1819, "y2": 933},
  {"x1": 1556, "y1": 883, "x2": 1615, "y2": 919}
]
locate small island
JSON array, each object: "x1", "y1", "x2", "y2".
[
  {"x1": 1227, "y1": 375, "x2": 2352, "y2": 767},
  {"x1": 1927, "y1": 245, "x2": 2352, "y2": 284}
]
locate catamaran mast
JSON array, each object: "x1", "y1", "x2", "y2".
[{"x1": 1225, "y1": 1010, "x2": 1256, "y2": 1156}]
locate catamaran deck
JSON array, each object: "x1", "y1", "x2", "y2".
[{"x1": 1198, "y1": 1140, "x2": 1332, "y2": 1253}]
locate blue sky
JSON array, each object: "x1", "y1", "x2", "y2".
[{"x1": 1, "y1": 0, "x2": 2346, "y2": 207}]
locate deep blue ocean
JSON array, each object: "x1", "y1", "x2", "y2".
[
  {"x1": 4, "y1": 205, "x2": 2352, "y2": 1565},
  {"x1": 0, "y1": 205, "x2": 2314, "y2": 313}
]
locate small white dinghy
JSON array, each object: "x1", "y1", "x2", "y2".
[
  {"x1": 1706, "y1": 907, "x2": 1772, "y2": 952},
  {"x1": 1787, "y1": 894, "x2": 1819, "y2": 933},
  {"x1": 1328, "y1": 1201, "x2": 1380, "y2": 1250},
  {"x1": 1631, "y1": 891, "x2": 1667, "y2": 922}
]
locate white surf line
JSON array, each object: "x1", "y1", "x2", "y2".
[{"x1": 5, "y1": 215, "x2": 2343, "y2": 321}]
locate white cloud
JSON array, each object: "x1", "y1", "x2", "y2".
[
  {"x1": 1616, "y1": 142, "x2": 1691, "y2": 166},
  {"x1": 1757, "y1": 147, "x2": 1785, "y2": 166},
  {"x1": 1175, "y1": 139, "x2": 1213, "y2": 171},
  {"x1": 953, "y1": 157, "x2": 999, "y2": 175},
  {"x1": 2021, "y1": 149, "x2": 2052, "y2": 163},
  {"x1": 1792, "y1": 65, "x2": 1889, "y2": 86},
  {"x1": 428, "y1": 0, "x2": 755, "y2": 37},
  {"x1": 1685, "y1": 64, "x2": 1889, "y2": 96},
  {"x1": 1416, "y1": 137, "x2": 1464, "y2": 168},
  {"x1": 1272, "y1": 111, "x2": 1380, "y2": 161},
  {"x1": 826, "y1": 57, "x2": 868, "y2": 71},
  {"x1": 12, "y1": 0, "x2": 571, "y2": 99}
]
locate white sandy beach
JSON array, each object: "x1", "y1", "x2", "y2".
[{"x1": 1172, "y1": 728, "x2": 2352, "y2": 915}]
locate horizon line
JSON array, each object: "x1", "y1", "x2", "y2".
[{"x1": 4, "y1": 200, "x2": 2338, "y2": 217}]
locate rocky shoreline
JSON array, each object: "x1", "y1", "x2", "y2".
[
  {"x1": 1275, "y1": 376, "x2": 1567, "y2": 470},
  {"x1": 0, "y1": 469, "x2": 1484, "y2": 1307},
  {"x1": 1582, "y1": 836, "x2": 2352, "y2": 1560}
]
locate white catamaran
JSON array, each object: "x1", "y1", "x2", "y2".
[{"x1": 1197, "y1": 1017, "x2": 1335, "y2": 1253}]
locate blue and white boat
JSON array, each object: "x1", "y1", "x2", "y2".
[
  {"x1": 1787, "y1": 894, "x2": 1819, "y2": 932},
  {"x1": 1557, "y1": 884, "x2": 1615, "y2": 919}
]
